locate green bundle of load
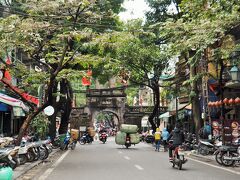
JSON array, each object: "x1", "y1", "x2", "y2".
[
  {"x1": 115, "y1": 131, "x2": 126, "y2": 145},
  {"x1": 115, "y1": 124, "x2": 141, "y2": 145},
  {"x1": 130, "y1": 133, "x2": 140, "y2": 144},
  {"x1": 120, "y1": 124, "x2": 138, "y2": 134}
]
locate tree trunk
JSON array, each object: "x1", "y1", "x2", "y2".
[
  {"x1": 48, "y1": 82, "x2": 58, "y2": 140},
  {"x1": 148, "y1": 84, "x2": 160, "y2": 132},
  {"x1": 16, "y1": 104, "x2": 48, "y2": 145},
  {"x1": 190, "y1": 65, "x2": 201, "y2": 142},
  {"x1": 58, "y1": 80, "x2": 73, "y2": 134}
]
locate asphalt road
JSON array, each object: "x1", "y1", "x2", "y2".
[{"x1": 38, "y1": 137, "x2": 240, "y2": 180}]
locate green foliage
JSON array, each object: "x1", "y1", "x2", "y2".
[
  {"x1": 125, "y1": 86, "x2": 138, "y2": 105},
  {"x1": 30, "y1": 113, "x2": 49, "y2": 139}
]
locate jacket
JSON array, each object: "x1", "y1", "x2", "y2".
[
  {"x1": 162, "y1": 128, "x2": 169, "y2": 141},
  {"x1": 167, "y1": 128, "x2": 185, "y2": 146}
]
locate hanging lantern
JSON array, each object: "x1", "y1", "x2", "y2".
[
  {"x1": 223, "y1": 98, "x2": 229, "y2": 105},
  {"x1": 235, "y1": 97, "x2": 240, "y2": 104},
  {"x1": 213, "y1": 101, "x2": 218, "y2": 107},
  {"x1": 208, "y1": 102, "x2": 212, "y2": 107},
  {"x1": 217, "y1": 100, "x2": 222, "y2": 106},
  {"x1": 229, "y1": 98, "x2": 235, "y2": 105}
]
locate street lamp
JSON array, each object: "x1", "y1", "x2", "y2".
[
  {"x1": 230, "y1": 65, "x2": 240, "y2": 81},
  {"x1": 225, "y1": 65, "x2": 240, "y2": 89}
]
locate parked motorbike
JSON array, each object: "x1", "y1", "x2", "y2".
[
  {"x1": 219, "y1": 145, "x2": 240, "y2": 166},
  {"x1": 169, "y1": 141, "x2": 187, "y2": 170},
  {"x1": 0, "y1": 148, "x2": 18, "y2": 169},
  {"x1": 60, "y1": 133, "x2": 71, "y2": 150},
  {"x1": 125, "y1": 135, "x2": 131, "y2": 149},
  {"x1": 99, "y1": 132, "x2": 107, "y2": 144},
  {"x1": 184, "y1": 133, "x2": 198, "y2": 151},
  {"x1": 198, "y1": 136, "x2": 222, "y2": 155}
]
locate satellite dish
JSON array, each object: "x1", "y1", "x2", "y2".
[{"x1": 44, "y1": 106, "x2": 54, "y2": 116}]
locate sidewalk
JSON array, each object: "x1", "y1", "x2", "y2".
[
  {"x1": 13, "y1": 149, "x2": 60, "y2": 179},
  {"x1": 186, "y1": 150, "x2": 240, "y2": 172},
  {"x1": 187, "y1": 150, "x2": 215, "y2": 161}
]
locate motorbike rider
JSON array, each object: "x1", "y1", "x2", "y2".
[{"x1": 167, "y1": 123, "x2": 185, "y2": 161}]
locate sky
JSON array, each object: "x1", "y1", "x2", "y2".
[{"x1": 118, "y1": 0, "x2": 150, "y2": 22}]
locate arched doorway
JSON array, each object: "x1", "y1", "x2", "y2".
[{"x1": 93, "y1": 110, "x2": 120, "y2": 136}]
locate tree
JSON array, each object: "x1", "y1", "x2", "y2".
[
  {"x1": 88, "y1": 20, "x2": 169, "y2": 131},
  {"x1": 0, "y1": 0, "x2": 125, "y2": 144},
  {"x1": 145, "y1": 0, "x2": 182, "y2": 25},
  {"x1": 157, "y1": 0, "x2": 240, "y2": 139}
]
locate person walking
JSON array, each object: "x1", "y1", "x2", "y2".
[
  {"x1": 161, "y1": 128, "x2": 170, "y2": 152},
  {"x1": 154, "y1": 128, "x2": 161, "y2": 152}
]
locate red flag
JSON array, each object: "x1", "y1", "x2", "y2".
[{"x1": 4, "y1": 57, "x2": 12, "y2": 81}]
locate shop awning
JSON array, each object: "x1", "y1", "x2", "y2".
[
  {"x1": 0, "y1": 93, "x2": 29, "y2": 112},
  {"x1": 159, "y1": 112, "x2": 172, "y2": 118}
]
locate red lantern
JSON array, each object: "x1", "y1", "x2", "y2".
[
  {"x1": 235, "y1": 97, "x2": 240, "y2": 104},
  {"x1": 229, "y1": 98, "x2": 235, "y2": 105},
  {"x1": 217, "y1": 100, "x2": 222, "y2": 106},
  {"x1": 213, "y1": 101, "x2": 218, "y2": 107},
  {"x1": 223, "y1": 98, "x2": 229, "y2": 105},
  {"x1": 208, "y1": 102, "x2": 212, "y2": 107}
]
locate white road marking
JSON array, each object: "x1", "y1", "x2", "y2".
[
  {"x1": 134, "y1": 164, "x2": 144, "y2": 170},
  {"x1": 188, "y1": 157, "x2": 240, "y2": 175},
  {"x1": 124, "y1": 156, "x2": 130, "y2": 160},
  {"x1": 38, "y1": 150, "x2": 70, "y2": 180},
  {"x1": 118, "y1": 151, "x2": 123, "y2": 154}
]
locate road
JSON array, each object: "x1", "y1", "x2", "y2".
[{"x1": 37, "y1": 137, "x2": 239, "y2": 180}]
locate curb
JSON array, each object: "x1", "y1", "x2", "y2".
[
  {"x1": 187, "y1": 152, "x2": 215, "y2": 162},
  {"x1": 13, "y1": 149, "x2": 60, "y2": 179}
]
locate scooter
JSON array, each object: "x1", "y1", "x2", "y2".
[
  {"x1": 0, "y1": 148, "x2": 18, "y2": 169},
  {"x1": 219, "y1": 145, "x2": 240, "y2": 166},
  {"x1": 169, "y1": 142, "x2": 187, "y2": 170},
  {"x1": 99, "y1": 132, "x2": 107, "y2": 144},
  {"x1": 198, "y1": 136, "x2": 222, "y2": 155}
]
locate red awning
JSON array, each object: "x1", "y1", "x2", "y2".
[{"x1": 0, "y1": 93, "x2": 29, "y2": 112}]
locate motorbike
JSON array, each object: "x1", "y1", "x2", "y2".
[
  {"x1": 0, "y1": 148, "x2": 18, "y2": 169},
  {"x1": 198, "y1": 136, "x2": 222, "y2": 155},
  {"x1": 219, "y1": 145, "x2": 240, "y2": 166},
  {"x1": 99, "y1": 132, "x2": 107, "y2": 144},
  {"x1": 60, "y1": 133, "x2": 71, "y2": 150},
  {"x1": 169, "y1": 141, "x2": 187, "y2": 170},
  {"x1": 79, "y1": 133, "x2": 93, "y2": 145},
  {"x1": 125, "y1": 135, "x2": 131, "y2": 149}
]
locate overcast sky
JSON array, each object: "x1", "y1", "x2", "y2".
[{"x1": 118, "y1": 0, "x2": 149, "y2": 22}]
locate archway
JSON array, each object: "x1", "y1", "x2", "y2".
[{"x1": 93, "y1": 110, "x2": 120, "y2": 136}]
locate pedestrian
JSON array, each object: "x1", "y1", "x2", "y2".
[
  {"x1": 154, "y1": 128, "x2": 161, "y2": 152},
  {"x1": 161, "y1": 128, "x2": 170, "y2": 152}
]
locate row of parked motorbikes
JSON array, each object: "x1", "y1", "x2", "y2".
[
  {"x1": 176, "y1": 133, "x2": 240, "y2": 167},
  {"x1": 0, "y1": 136, "x2": 53, "y2": 171},
  {"x1": 0, "y1": 131, "x2": 80, "y2": 174},
  {"x1": 198, "y1": 135, "x2": 240, "y2": 167}
]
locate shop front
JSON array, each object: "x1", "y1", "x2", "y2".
[{"x1": 0, "y1": 93, "x2": 28, "y2": 136}]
